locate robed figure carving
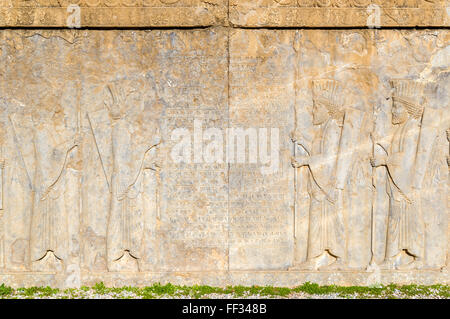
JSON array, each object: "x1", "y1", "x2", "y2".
[
  {"x1": 0, "y1": 125, "x2": 5, "y2": 270},
  {"x1": 292, "y1": 80, "x2": 364, "y2": 270},
  {"x1": 88, "y1": 78, "x2": 161, "y2": 272},
  {"x1": 371, "y1": 79, "x2": 444, "y2": 270},
  {"x1": 0, "y1": 125, "x2": 4, "y2": 212},
  {"x1": 447, "y1": 128, "x2": 450, "y2": 270},
  {"x1": 9, "y1": 103, "x2": 81, "y2": 271}
]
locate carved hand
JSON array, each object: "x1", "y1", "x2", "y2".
[
  {"x1": 292, "y1": 156, "x2": 309, "y2": 168},
  {"x1": 370, "y1": 155, "x2": 387, "y2": 167},
  {"x1": 74, "y1": 133, "x2": 83, "y2": 146},
  {"x1": 67, "y1": 142, "x2": 83, "y2": 171},
  {"x1": 144, "y1": 150, "x2": 162, "y2": 170},
  {"x1": 152, "y1": 159, "x2": 162, "y2": 170},
  {"x1": 324, "y1": 187, "x2": 342, "y2": 205},
  {"x1": 409, "y1": 187, "x2": 422, "y2": 205},
  {"x1": 290, "y1": 130, "x2": 302, "y2": 143},
  {"x1": 334, "y1": 188, "x2": 344, "y2": 209}
]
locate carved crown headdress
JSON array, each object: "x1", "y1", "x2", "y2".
[
  {"x1": 312, "y1": 79, "x2": 346, "y2": 119},
  {"x1": 390, "y1": 79, "x2": 427, "y2": 119},
  {"x1": 104, "y1": 75, "x2": 153, "y2": 120}
]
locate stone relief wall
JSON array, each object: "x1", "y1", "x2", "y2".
[
  {"x1": 0, "y1": 0, "x2": 228, "y2": 27},
  {"x1": 0, "y1": 2, "x2": 448, "y2": 287},
  {"x1": 230, "y1": 0, "x2": 450, "y2": 27},
  {"x1": 0, "y1": 1, "x2": 448, "y2": 27}
]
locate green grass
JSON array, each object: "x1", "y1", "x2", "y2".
[
  {"x1": 0, "y1": 283, "x2": 13, "y2": 296},
  {"x1": 0, "y1": 282, "x2": 448, "y2": 299}
]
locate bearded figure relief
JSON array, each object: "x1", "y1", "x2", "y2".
[
  {"x1": 88, "y1": 77, "x2": 161, "y2": 272},
  {"x1": 371, "y1": 79, "x2": 447, "y2": 270},
  {"x1": 291, "y1": 79, "x2": 365, "y2": 270}
]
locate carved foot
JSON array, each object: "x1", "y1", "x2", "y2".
[
  {"x1": 366, "y1": 259, "x2": 379, "y2": 271},
  {"x1": 108, "y1": 251, "x2": 139, "y2": 272},
  {"x1": 290, "y1": 259, "x2": 318, "y2": 271},
  {"x1": 379, "y1": 258, "x2": 396, "y2": 270},
  {"x1": 396, "y1": 258, "x2": 424, "y2": 270},
  {"x1": 318, "y1": 258, "x2": 347, "y2": 271},
  {"x1": 288, "y1": 264, "x2": 304, "y2": 271},
  {"x1": 31, "y1": 251, "x2": 63, "y2": 272}
]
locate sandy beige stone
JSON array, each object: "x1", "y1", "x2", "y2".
[
  {"x1": 0, "y1": 28, "x2": 230, "y2": 286},
  {"x1": 0, "y1": 13, "x2": 448, "y2": 288},
  {"x1": 0, "y1": 0, "x2": 228, "y2": 27},
  {"x1": 1, "y1": 1, "x2": 449, "y2": 27},
  {"x1": 229, "y1": 29, "x2": 449, "y2": 275},
  {"x1": 230, "y1": 0, "x2": 450, "y2": 27}
]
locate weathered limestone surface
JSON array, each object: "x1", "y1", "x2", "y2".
[
  {"x1": 230, "y1": 0, "x2": 450, "y2": 27},
  {"x1": 229, "y1": 29, "x2": 449, "y2": 276},
  {"x1": 0, "y1": 0, "x2": 228, "y2": 27},
  {"x1": 0, "y1": 29, "x2": 230, "y2": 286},
  {"x1": 0, "y1": 1, "x2": 449, "y2": 27},
  {"x1": 0, "y1": 3, "x2": 448, "y2": 288},
  {"x1": 0, "y1": 28, "x2": 448, "y2": 287}
]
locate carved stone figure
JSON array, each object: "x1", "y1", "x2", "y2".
[
  {"x1": 291, "y1": 79, "x2": 365, "y2": 270},
  {"x1": 371, "y1": 79, "x2": 444, "y2": 270},
  {"x1": 9, "y1": 101, "x2": 81, "y2": 271},
  {"x1": 447, "y1": 129, "x2": 450, "y2": 168},
  {"x1": 447, "y1": 128, "x2": 450, "y2": 270},
  {"x1": 0, "y1": 125, "x2": 4, "y2": 269},
  {"x1": 0, "y1": 151, "x2": 4, "y2": 211},
  {"x1": 88, "y1": 77, "x2": 161, "y2": 272},
  {"x1": 0, "y1": 26, "x2": 449, "y2": 287}
]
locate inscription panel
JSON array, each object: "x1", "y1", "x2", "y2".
[
  {"x1": 229, "y1": 30, "x2": 295, "y2": 270},
  {"x1": 146, "y1": 30, "x2": 229, "y2": 271},
  {"x1": 0, "y1": 28, "x2": 448, "y2": 287}
]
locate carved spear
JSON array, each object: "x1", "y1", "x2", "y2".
[
  {"x1": 368, "y1": 113, "x2": 388, "y2": 268},
  {"x1": 369, "y1": 131, "x2": 377, "y2": 268},
  {"x1": 293, "y1": 31, "x2": 301, "y2": 241},
  {"x1": 292, "y1": 32, "x2": 311, "y2": 267},
  {"x1": 447, "y1": 129, "x2": 450, "y2": 168}
]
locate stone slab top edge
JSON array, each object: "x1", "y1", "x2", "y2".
[{"x1": 0, "y1": 2, "x2": 449, "y2": 28}]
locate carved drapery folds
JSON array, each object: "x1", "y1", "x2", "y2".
[
  {"x1": 0, "y1": 29, "x2": 448, "y2": 287},
  {"x1": 0, "y1": 125, "x2": 4, "y2": 270},
  {"x1": 9, "y1": 100, "x2": 81, "y2": 271},
  {"x1": 291, "y1": 76, "x2": 448, "y2": 271},
  {"x1": 291, "y1": 79, "x2": 368, "y2": 270},
  {"x1": 88, "y1": 77, "x2": 161, "y2": 272}
]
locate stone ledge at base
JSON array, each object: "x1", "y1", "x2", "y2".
[{"x1": 1, "y1": 270, "x2": 448, "y2": 288}]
